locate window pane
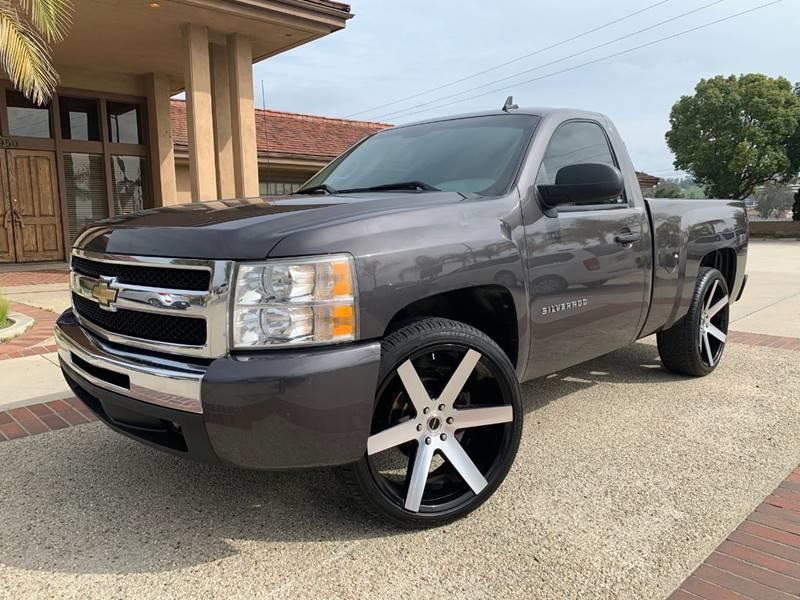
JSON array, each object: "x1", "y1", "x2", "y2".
[
  {"x1": 60, "y1": 96, "x2": 100, "y2": 141},
  {"x1": 260, "y1": 181, "x2": 303, "y2": 196},
  {"x1": 7, "y1": 91, "x2": 51, "y2": 138},
  {"x1": 64, "y1": 153, "x2": 107, "y2": 242},
  {"x1": 107, "y1": 102, "x2": 141, "y2": 144},
  {"x1": 111, "y1": 155, "x2": 146, "y2": 215},
  {"x1": 537, "y1": 121, "x2": 623, "y2": 206},
  {"x1": 303, "y1": 114, "x2": 539, "y2": 197}
]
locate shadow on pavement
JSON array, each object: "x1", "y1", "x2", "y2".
[
  {"x1": 521, "y1": 339, "x2": 688, "y2": 414},
  {"x1": 0, "y1": 341, "x2": 685, "y2": 576}
]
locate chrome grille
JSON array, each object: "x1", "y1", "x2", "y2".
[
  {"x1": 72, "y1": 293, "x2": 207, "y2": 346},
  {"x1": 69, "y1": 249, "x2": 234, "y2": 358},
  {"x1": 71, "y1": 255, "x2": 211, "y2": 291}
]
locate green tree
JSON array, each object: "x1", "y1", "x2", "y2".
[
  {"x1": 755, "y1": 182, "x2": 794, "y2": 219},
  {"x1": 654, "y1": 181, "x2": 683, "y2": 198},
  {"x1": 0, "y1": 0, "x2": 73, "y2": 105},
  {"x1": 666, "y1": 74, "x2": 800, "y2": 199}
]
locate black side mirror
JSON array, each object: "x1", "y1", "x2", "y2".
[{"x1": 537, "y1": 163, "x2": 624, "y2": 208}]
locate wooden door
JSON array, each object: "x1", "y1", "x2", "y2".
[
  {"x1": 7, "y1": 149, "x2": 64, "y2": 262},
  {"x1": 0, "y1": 152, "x2": 16, "y2": 262}
]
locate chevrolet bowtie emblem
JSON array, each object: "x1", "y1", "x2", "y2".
[{"x1": 91, "y1": 280, "x2": 118, "y2": 308}]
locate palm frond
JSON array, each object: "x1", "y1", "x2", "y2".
[
  {"x1": 15, "y1": 0, "x2": 72, "y2": 43},
  {"x1": 0, "y1": 3, "x2": 58, "y2": 104}
]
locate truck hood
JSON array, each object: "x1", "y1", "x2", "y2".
[{"x1": 76, "y1": 192, "x2": 468, "y2": 260}]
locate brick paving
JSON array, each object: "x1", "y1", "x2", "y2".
[
  {"x1": 671, "y1": 466, "x2": 800, "y2": 599},
  {"x1": 0, "y1": 397, "x2": 96, "y2": 442},
  {"x1": 0, "y1": 269, "x2": 68, "y2": 287},
  {"x1": 728, "y1": 331, "x2": 800, "y2": 352},
  {"x1": 0, "y1": 301, "x2": 59, "y2": 360}
]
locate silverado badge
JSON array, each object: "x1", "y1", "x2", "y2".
[{"x1": 541, "y1": 298, "x2": 588, "y2": 316}]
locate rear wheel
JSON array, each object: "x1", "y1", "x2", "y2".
[
  {"x1": 341, "y1": 318, "x2": 522, "y2": 528},
  {"x1": 657, "y1": 267, "x2": 730, "y2": 376}
]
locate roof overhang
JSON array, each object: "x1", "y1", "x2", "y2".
[{"x1": 52, "y1": 0, "x2": 352, "y2": 93}]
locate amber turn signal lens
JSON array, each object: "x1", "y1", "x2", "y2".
[
  {"x1": 332, "y1": 260, "x2": 353, "y2": 298},
  {"x1": 333, "y1": 304, "x2": 354, "y2": 337}
]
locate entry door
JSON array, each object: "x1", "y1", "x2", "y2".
[
  {"x1": 0, "y1": 158, "x2": 14, "y2": 262},
  {"x1": 524, "y1": 120, "x2": 649, "y2": 378},
  {"x1": 3, "y1": 150, "x2": 64, "y2": 262}
]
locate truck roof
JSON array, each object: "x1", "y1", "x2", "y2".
[{"x1": 396, "y1": 107, "x2": 610, "y2": 129}]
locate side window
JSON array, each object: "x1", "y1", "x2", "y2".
[{"x1": 537, "y1": 121, "x2": 625, "y2": 206}]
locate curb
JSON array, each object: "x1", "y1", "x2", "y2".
[{"x1": 0, "y1": 312, "x2": 35, "y2": 342}]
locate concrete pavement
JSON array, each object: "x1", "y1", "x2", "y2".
[
  {"x1": 0, "y1": 339, "x2": 798, "y2": 599},
  {"x1": 730, "y1": 239, "x2": 800, "y2": 338}
]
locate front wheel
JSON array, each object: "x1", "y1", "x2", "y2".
[{"x1": 340, "y1": 318, "x2": 522, "y2": 528}]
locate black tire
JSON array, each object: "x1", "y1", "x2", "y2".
[
  {"x1": 340, "y1": 318, "x2": 523, "y2": 529},
  {"x1": 657, "y1": 267, "x2": 730, "y2": 377}
]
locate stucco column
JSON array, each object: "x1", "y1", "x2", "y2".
[
  {"x1": 183, "y1": 24, "x2": 217, "y2": 201},
  {"x1": 145, "y1": 73, "x2": 177, "y2": 206},
  {"x1": 227, "y1": 33, "x2": 259, "y2": 197},
  {"x1": 210, "y1": 43, "x2": 235, "y2": 199}
]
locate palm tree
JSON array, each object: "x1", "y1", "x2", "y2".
[{"x1": 0, "y1": 0, "x2": 73, "y2": 105}]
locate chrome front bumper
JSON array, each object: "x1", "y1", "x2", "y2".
[{"x1": 55, "y1": 311, "x2": 206, "y2": 414}]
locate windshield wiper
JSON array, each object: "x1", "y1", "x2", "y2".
[
  {"x1": 295, "y1": 183, "x2": 338, "y2": 195},
  {"x1": 339, "y1": 181, "x2": 441, "y2": 194}
]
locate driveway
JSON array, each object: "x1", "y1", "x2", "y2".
[
  {"x1": 1, "y1": 239, "x2": 799, "y2": 599},
  {"x1": 1, "y1": 338, "x2": 798, "y2": 599}
]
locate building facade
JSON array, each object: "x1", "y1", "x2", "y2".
[
  {"x1": 170, "y1": 99, "x2": 387, "y2": 201},
  {"x1": 0, "y1": 0, "x2": 352, "y2": 264}
]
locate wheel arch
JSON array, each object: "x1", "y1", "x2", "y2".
[
  {"x1": 699, "y1": 248, "x2": 737, "y2": 293},
  {"x1": 383, "y1": 285, "x2": 520, "y2": 369}
]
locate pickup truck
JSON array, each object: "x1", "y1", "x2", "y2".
[{"x1": 56, "y1": 106, "x2": 748, "y2": 528}]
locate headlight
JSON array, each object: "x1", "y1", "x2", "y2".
[{"x1": 232, "y1": 254, "x2": 357, "y2": 348}]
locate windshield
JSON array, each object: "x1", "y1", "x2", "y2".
[{"x1": 301, "y1": 114, "x2": 540, "y2": 196}]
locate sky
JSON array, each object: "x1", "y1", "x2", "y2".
[{"x1": 252, "y1": 0, "x2": 800, "y2": 178}]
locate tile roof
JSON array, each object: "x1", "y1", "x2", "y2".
[
  {"x1": 636, "y1": 171, "x2": 662, "y2": 187},
  {"x1": 171, "y1": 100, "x2": 390, "y2": 160}
]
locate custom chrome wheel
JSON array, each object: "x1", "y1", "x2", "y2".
[
  {"x1": 698, "y1": 277, "x2": 729, "y2": 368},
  {"x1": 342, "y1": 318, "x2": 522, "y2": 528},
  {"x1": 658, "y1": 267, "x2": 730, "y2": 377}
]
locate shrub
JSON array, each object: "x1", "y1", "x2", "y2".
[{"x1": 0, "y1": 294, "x2": 8, "y2": 329}]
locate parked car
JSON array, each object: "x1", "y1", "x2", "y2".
[{"x1": 56, "y1": 106, "x2": 748, "y2": 528}]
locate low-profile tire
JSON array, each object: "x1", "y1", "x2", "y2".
[
  {"x1": 340, "y1": 318, "x2": 523, "y2": 529},
  {"x1": 657, "y1": 267, "x2": 730, "y2": 377}
]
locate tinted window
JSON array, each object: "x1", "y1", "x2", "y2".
[
  {"x1": 107, "y1": 102, "x2": 141, "y2": 144},
  {"x1": 303, "y1": 114, "x2": 539, "y2": 197},
  {"x1": 64, "y1": 153, "x2": 107, "y2": 242},
  {"x1": 60, "y1": 96, "x2": 100, "y2": 141},
  {"x1": 7, "y1": 91, "x2": 51, "y2": 138},
  {"x1": 537, "y1": 121, "x2": 623, "y2": 206},
  {"x1": 111, "y1": 155, "x2": 147, "y2": 215}
]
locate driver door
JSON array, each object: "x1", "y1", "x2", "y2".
[{"x1": 524, "y1": 120, "x2": 649, "y2": 377}]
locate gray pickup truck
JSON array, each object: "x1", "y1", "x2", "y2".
[{"x1": 56, "y1": 105, "x2": 748, "y2": 528}]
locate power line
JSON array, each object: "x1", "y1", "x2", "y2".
[
  {"x1": 374, "y1": 0, "x2": 729, "y2": 122},
  {"x1": 343, "y1": 0, "x2": 677, "y2": 119},
  {"x1": 384, "y1": 0, "x2": 786, "y2": 123}
]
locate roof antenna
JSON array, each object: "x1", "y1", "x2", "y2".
[{"x1": 502, "y1": 96, "x2": 518, "y2": 112}]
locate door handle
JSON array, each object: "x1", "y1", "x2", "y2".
[
  {"x1": 614, "y1": 231, "x2": 641, "y2": 245},
  {"x1": 11, "y1": 207, "x2": 24, "y2": 228}
]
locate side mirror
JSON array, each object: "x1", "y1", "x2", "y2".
[{"x1": 537, "y1": 163, "x2": 624, "y2": 208}]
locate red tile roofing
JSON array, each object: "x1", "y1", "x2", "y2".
[{"x1": 171, "y1": 99, "x2": 389, "y2": 160}]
